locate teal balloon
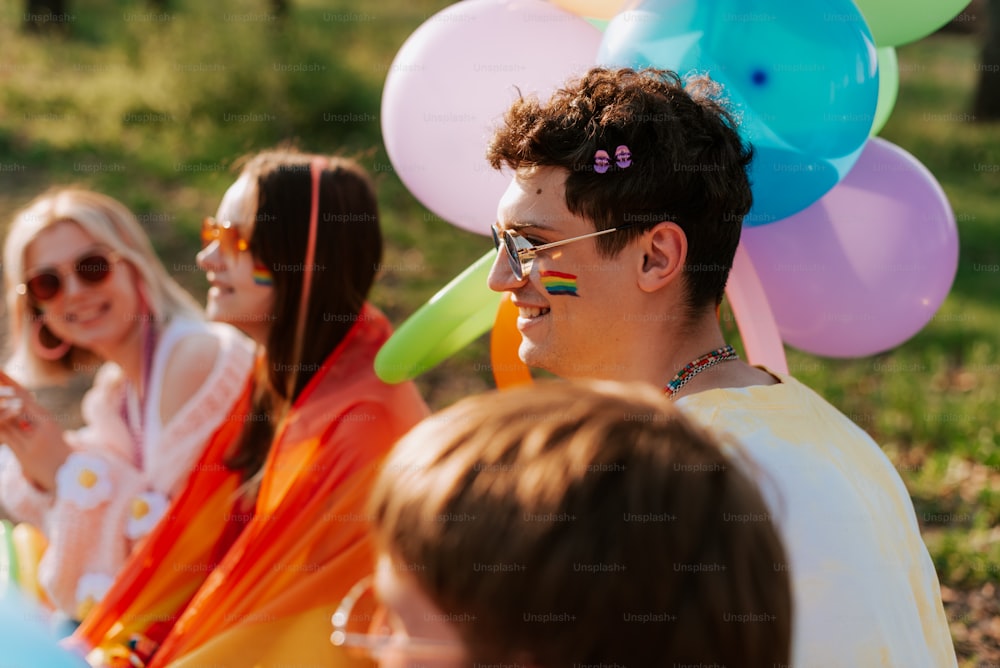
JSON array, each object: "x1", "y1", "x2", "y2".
[
  {"x1": 0, "y1": 590, "x2": 87, "y2": 668},
  {"x1": 598, "y1": 0, "x2": 879, "y2": 224},
  {"x1": 871, "y1": 46, "x2": 899, "y2": 136}
]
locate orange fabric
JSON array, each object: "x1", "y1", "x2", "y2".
[
  {"x1": 68, "y1": 381, "x2": 252, "y2": 664},
  {"x1": 71, "y1": 305, "x2": 428, "y2": 667}
]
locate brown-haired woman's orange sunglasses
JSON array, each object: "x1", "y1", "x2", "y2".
[{"x1": 201, "y1": 217, "x2": 249, "y2": 257}]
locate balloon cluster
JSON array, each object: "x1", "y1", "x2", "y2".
[{"x1": 376, "y1": 0, "x2": 964, "y2": 383}]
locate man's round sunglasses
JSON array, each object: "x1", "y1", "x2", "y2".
[
  {"x1": 17, "y1": 249, "x2": 121, "y2": 303},
  {"x1": 201, "y1": 217, "x2": 249, "y2": 257},
  {"x1": 491, "y1": 222, "x2": 643, "y2": 281}
]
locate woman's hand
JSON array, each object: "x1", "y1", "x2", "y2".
[{"x1": 0, "y1": 371, "x2": 71, "y2": 493}]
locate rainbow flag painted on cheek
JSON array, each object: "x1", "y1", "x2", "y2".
[
  {"x1": 540, "y1": 270, "x2": 579, "y2": 297},
  {"x1": 252, "y1": 266, "x2": 274, "y2": 286}
]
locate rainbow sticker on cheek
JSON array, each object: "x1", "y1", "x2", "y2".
[
  {"x1": 540, "y1": 270, "x2": 579, "y2": 297},
  {"x1": 252, "y1": 262, "x2": 274, "y2": 287}
]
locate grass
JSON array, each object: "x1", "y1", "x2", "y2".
[
  {"x1": 800, "y1": 35, "x2": 1000, "y2": 602},
  {"x1": 0, "y1": 0, "x2": 997, "y2": 662}
]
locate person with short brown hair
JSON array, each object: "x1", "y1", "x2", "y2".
[{"x1": 334, "y1": 380, "x2": 791, "y2": 667}]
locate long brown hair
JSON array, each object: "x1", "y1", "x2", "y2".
[{"x1": 226, "y1": 149, "x2": 383, "y2": 476}]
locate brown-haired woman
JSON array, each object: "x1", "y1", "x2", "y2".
[{"x1": 71, "y1": 151, "x2": 428, "y2": 667}]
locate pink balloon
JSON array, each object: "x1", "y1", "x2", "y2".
[
  {"x1": 381, "y1": 0, "x2": 602, "y2": 235},
  {"x1": 741, "y1": 137, "x2": 958, "y2": 358},
  {"x1": 726, "y1": 243, "x2": 789, "y2": 374}
]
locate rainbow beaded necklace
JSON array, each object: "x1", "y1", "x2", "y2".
[{"x1": 662, "y1": 344, "x2": 739, "y2": 399}]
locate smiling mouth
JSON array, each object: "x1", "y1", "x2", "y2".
[
  {"x1": 65, "y1": 303, "x2": 111, "y2": 323},
  {"x1": 518, "y1": 306, "x2": 550, "y2": 319}
]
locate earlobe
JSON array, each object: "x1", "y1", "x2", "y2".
[{"x1": 637, "y1": 222, "x2": 686, "y2": 294}]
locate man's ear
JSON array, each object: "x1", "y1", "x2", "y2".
[{"x1": 637, "y1": 221, "x2": 687, "y2": 293}]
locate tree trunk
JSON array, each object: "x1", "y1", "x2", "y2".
[
  {"x1": 23, "y1": 0, "x2": 69, "y2": 32},
  {"x1": 973, "y1": 0, "x2": 1000, "y2": 121}
]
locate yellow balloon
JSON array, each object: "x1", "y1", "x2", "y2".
[
  {"x1": 12, "y1": 523, "x2": 50, "y2": 609},
  {"x1": 551, "y1": 0, "x2": 628, "y2": 21}
]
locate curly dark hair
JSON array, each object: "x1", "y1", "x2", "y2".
[{"x1": 487, "y1": 67, "x2": 753, "y2": 311}]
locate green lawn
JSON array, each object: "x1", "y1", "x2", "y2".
[{"x1": 1, "y1": 0, "x2": 997, "y2": 663}]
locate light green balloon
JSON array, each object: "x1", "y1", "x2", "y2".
[
  {"x1": 374, "y1": 250, "x2": 501, "y2": 383},
  {"x1": 0, "y1": 520, "x2": 18, "y2": 595},
  {"x1": 854, "y1": 0, "x2": 971, "y2": 47},
  {"x1": 871, "y1": 46, "x2": 899, "y2": 136}
]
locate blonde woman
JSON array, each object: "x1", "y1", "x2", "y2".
[{"x1": 0, "y1": 188, "x2": 255, "y2": 620}]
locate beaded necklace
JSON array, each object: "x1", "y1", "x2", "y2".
[{"x1": 662, "y1": 344, "x2": 739, "y2": 399}]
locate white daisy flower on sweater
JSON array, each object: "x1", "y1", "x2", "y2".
[
  {"x1": 124, "y1": 491, "x2": 170, "y2": 540},
  {"x1": 55, "y1": 453, "x2": 113, "y2": 510},
  {"x1": 75, "y1": 572, "x2": 114, "y2": 620}
]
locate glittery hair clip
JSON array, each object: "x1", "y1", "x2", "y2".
[{"x1": 593, "y1": 145, "x2": 632, "y2": 174}]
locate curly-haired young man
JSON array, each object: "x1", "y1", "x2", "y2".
[{"x1": 486, "y1": 67, "x2": 955, "y2": 667}]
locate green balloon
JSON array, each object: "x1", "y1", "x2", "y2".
[
  {"x1": 375, "y1": 250, "x2": 501, "y2": 383},
  {"x1": 854, "y1": 0, "x2": 971, "y2": 47},
  {"x1": 0, "y1": 520, "x2": 19, "y2": 596},
  {"x1": 871, "y1": 46, "x2": 899, "y2": 136}
]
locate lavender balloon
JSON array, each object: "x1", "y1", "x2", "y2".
[{"x1": 741, "y1": 137, "x2": 958, "y2": 358}]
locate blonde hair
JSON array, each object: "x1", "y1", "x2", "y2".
[
  {"x1": 3, "y1": 188, "x2": 203, "y2": 383},
  {"x1": 370, "y1": 379, "x2": 791, "y2": 667}
]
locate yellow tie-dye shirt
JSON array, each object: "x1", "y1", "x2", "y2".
[{"x1": 677, "y1": 369, "x2": 956, "y2": 668}]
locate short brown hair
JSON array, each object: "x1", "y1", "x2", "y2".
[
  {"x1": 487, "y1": 67, "x2": 753, "y2": 313},
  {"x1": 370, "y1": 380, "x2": 791, "y2": 667}
]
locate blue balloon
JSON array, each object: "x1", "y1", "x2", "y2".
[
  {"x1": 598, "y1": 0, "x2": 879, "y2": 224},
  {"x1": 0, "y1": 590, "x2": 88, "y2": 668}
]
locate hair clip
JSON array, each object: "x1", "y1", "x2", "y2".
[
  {"x1": 594, "y1": 149, "x2": 610, "y2": 174},
  {"x1": 615, "y1": 144, "x2": 632, "y2": 169},
  {"x1": 593, "y1": 145, "x2": 632, "y2": 174}
]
